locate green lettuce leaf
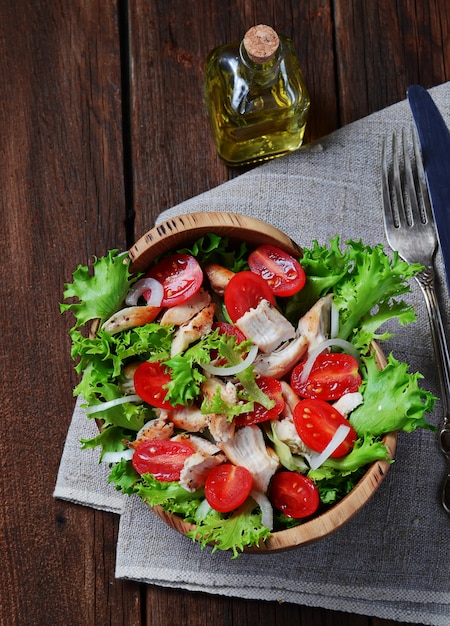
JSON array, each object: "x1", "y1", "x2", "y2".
[
  {"x1": 176, "y1": 233, "x2": 249, "y2": 273},
  {"x1": 81, "y1": 426, "x2": 133, "y2": 461},
  {"x1": 60, "y1": 249, "x2": 136, "y2": 329},
  {"x1": 187, "y1": 499, "x2": 271, "y2": 558},
  {"x1": 108, "y1": 458, "x2": 141, "y2": 495},
  {"x1": 350, "y1": 354, "x2": 437, "y2": 436}
]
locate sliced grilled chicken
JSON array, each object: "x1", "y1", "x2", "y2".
[
  {"x1": 170, "y1": 302, "x2": 216, "y2": 356},
  {"x1": 236, "y1": 299, "x2": 296, "y2": 353},
  {"x1": 200, "y1": 376, "x2": 238, "y2": 443},
  {"x1": 168, "y1": 404, "x2": 209, "y2": 432},
  {"x1": 253, "y1": 295, "x2": 332, "y2": 378},
  {"x1": 179, "y1": 451, "x2": 226, "y2": 492},
  {"x1": 207, "y1": 413, "x2": 235, "y2": 443},
  {"x1": 272, "y1": 382, "x2": 313, "y2": 455},
  {"x1": 102, "y1": 305, "x2": 161, "y2": 334},
  {"x1": 297, "y1": 294, "x2": 332, "y2": 352},
  {"x1": 171, "y1": 433, "x2": 222, "y2": 456},
  {"x1": 130, "y1": 417, "x2": 174, "y2": 449},
  {"x1": 204, "y1": 263, "x2": 235, "y2": 295},
  {"x1": 219, "y1": 425, "x2": 279, "y2": 492},
  {"x1": 253, "y1": 334, "x2": 308, "y2": 379},
  {"x1": 159, "y1": 288, "x2": 211, "y2": 326}
]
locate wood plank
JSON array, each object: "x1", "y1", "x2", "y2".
[
  {"x1": 0, "y1": 2, "x2": 141, "y2": 624},
  {"x1": 334, "y1": 0, "x2": 450, "y2": 125}
]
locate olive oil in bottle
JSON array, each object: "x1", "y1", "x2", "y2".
[{"x1": 204, "y1": 25, "x2": 310, "y2": 166}]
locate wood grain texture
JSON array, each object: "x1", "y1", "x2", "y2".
[
  {"x1": 1, "y1": 0, "x2": 449, "y2": 624},
  {"x1": 0, "y1": 1, "x2": 139, "y2": 625}
]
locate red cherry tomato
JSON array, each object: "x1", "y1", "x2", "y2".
[
  {"x1": 293, "y1": 398, "x2": 357, "y2": 457},
  {"x1": 248, "y1": 245, "x2": 306, "y2": 297},
  {"x1": 224, "y1": 271, "x2": 275, "y2": 323},
  {"x1": 145, "y1": 253, "x2": 203, "y2": 307},
  {"x1": 290, "y1": 353, "x2": 362, "y2": 401},
  {"x1": 134, "y1": 361, "x2": 179, "y2": 409},
  {"x1": 234, "y1": 376, "x2": 285, "y2": 427},
  {"x1": 131, "y1": 439, "x2": 195, "y2": 481},
  {"x1": 270, "y1": 471, "x2": 319, "y2": 518},
  {"x1": 205, "y1": 464, "x2": 253, "y2": 513}
]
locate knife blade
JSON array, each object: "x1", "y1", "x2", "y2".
[
  {"x1": 407, "y1": 84, "x2": 450, "y2": 515},
  {"x1": 407, "y1": 84, "x2": 450, "y2": 293}
]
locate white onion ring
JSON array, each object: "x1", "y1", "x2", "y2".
[
  {"x1": 307, "y1": 424, "x2": 351, "y2": 470},
  {"x1": 202, "y1": 343, "x2": 259, "y2": 377},
  {"x1": 299, "y1": 338, "x2": 361, "y2": 384},
  {"x1": 85, "y1": 394, "x2": 142, "y2": 415},
  {"x1": 125, "y1": 278, "x2": 164, "y2": 307},
  {"x1": 250, "y1": 489, "x2": 273, "y2": 530},
  {"x1": 101, "y1": 449, "x2": 134, "y2": 464},
  {"x1": 330, "y1": 302, "x2": 339, "y2": 339},
  {"x1": 194, "y1": 498, "x2": 213, "y2": 523}
]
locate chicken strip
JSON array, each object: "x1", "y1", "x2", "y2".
[
  {"x1": 130, "y1": 417, "x2": 174, "y2": 449},
  {"x1": 219, "y1": 425, "x2": 279, "y2": 492},
  {"x1": 159, "y1": 288, "x2": 211, "y2": 326},
  {"x1": 297, "y1": 294, "x2": 332, "y2": 352},
  {"x1": 179, "y1": 451, "x2": 226, "y2": 492},
  {"x1": 204, "y1": 263, "x2": 235, "y2": 295},
  {"x1": 253, "y1": 334, "x2": 308, "y2": 379},
  {"x1": 168, "y1": 404, "x2": 209, "y2": 432},
  {"x1": 201, "y1": 376, "x2": 237, "y2": 443},
  {"x1": 253, "y1": 295, "x2": 332, "y2": 378},
  {"x1": 171, "y1": 433, "x2": 222, "y2": 456},
  {"x1": 102, "y1": 305, "x2": 161, "y2": 334},
  {"x1": 236, "y1": 299, "x2": 296, "y2": 353},
  {"x1": 170, "y1": 302, "x2": 216, "y2": 356}
]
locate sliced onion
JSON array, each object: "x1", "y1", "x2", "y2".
[
  {"x1": 330, "y1": 302, "x2": 339, "y2": 339},
  {"x1": 101, "y1": 449, "x2": 134, "y2": 464},
  {"x1": 194, "y1": 498, "x2": 213, "y2": 523},
  {"x1": 250, "y1": 489, "x2": 273, "y2": 530},
  {"x1": 85, "y1": 394, "x2": 142, "y2": 415},
  {"x1": 125, "y1": 278, "x2": 164, "y2": 307},
  {"x1": 299, "y1": 338, "x2": 361, "y2": 384},
  {"x1": 307, "y1": 424, "x2": 351, "y2": 470},
  {"x1": 202, "y1": 343, "x2": 258, "y2": 377}
]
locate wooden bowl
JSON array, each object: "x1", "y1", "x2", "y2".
[{"x1": 127, "y1": 211, "x2": 397, "y2": 552}]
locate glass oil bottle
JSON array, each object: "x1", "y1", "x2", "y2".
[{"x1": 204, "y1": 24, "x2": 310, "y2": 166}]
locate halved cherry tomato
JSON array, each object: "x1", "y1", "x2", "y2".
[
  {"x1": 248, "y1": 244, "x2": 306, "y2": 297},
  {"x1": 145, "y1": 253, "x2": 203, "y2": 307},
  {"x1": 205, "y1": 464, "x2": 253, "y2": 513},
  {"x1": 293, "y1": 398, "x2": 357, "y2": 457},
  {"x1": 132, "y1": 439, "x2": 195, "y2": 481},
  {"x1": 234, "y1": 376, "x2": 285, "y2": 427},
  {"x1": 134, "y1": 361, "x2": 179, "y2": 409},
  {"x1": 224, "y1": 271, "x2": 275, "y2": 323},
  {"x1": 270, "y1": 471, "x2": 319, "y2": 518},
  {"x1": 290, "y1": 353, "x2": 362, "y2": 401}
]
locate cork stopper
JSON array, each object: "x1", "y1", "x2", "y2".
[{"x1": 243, "y1": 25, "x2": 279, "y2": 64}]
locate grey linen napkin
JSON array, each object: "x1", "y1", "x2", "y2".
[{"x1": 54, "y1": 83, "x2": 450, "y2": 626}]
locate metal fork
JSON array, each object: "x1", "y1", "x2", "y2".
[{"x1": 381, "y1": 129, "x2": 450, "y2": 514}]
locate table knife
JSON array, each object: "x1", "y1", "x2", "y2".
[
  {"x1": 407, "y1": 84, "x2": 450, "y2": 292},
  {"x1": 407, "y1": 84, "x2": 450, "y2": 514}
]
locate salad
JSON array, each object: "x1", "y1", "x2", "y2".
[{"x1": 61, "y1": 233, "x2": 436, "y2": 557}]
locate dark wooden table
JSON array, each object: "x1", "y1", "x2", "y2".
[{"x1": 1, "y1": 2, "x2": 449, "y2": 625}]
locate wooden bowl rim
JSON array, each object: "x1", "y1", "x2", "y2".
[
  {"x1": 127, "y1": 212, "x2": 303, "y2": 273},
  {"x1": 125, "y1": 211, "x2": 397, "y2": 552}
]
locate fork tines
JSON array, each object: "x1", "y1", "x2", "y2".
[{"x1": 382, "y1": 128, "x2": 434, "y2": 229}]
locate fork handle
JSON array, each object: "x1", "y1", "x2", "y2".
[{"x1": 417, "y1": 269, "x2": 450, "y2": 512}]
